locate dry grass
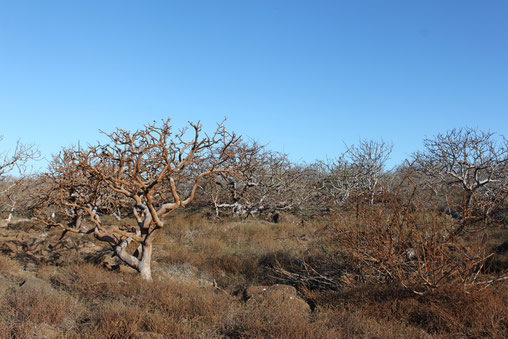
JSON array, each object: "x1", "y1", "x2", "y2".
[
  {"x1": 310, "y1": 282, "x2": 508, "y2": 338},
  {"x1": 0, "y1": 256, "x2": 22, "y2": 278},
  {"x1": 36, "y1": 262, "x2": 234, "y2": 337},
  {"x1": 154, "y1": 214, "x2": 309, "y2": 291},
  {"x1": 0, "y1": 208, "x2": 506, "y2": 338},
  {"x1": 0, "y1": 277, "x2": 82, "y2": 338}
]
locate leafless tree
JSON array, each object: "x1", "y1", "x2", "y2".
[
  {"x1": 413, "y1": 128, "x2": 507, "y2": 227},
  {"x1": 0, "y1": 137, "x2": 39, "y2": 222},
  {"x1": 0, "y1": 175, "x2": 38, "y2": 222},
  {"x1": 37, "y1": 119, "x2": 243, "y2": 280},
  {"x1": 0, "y1": 137, "x2": 38, "y2": 178},
  {"x1": 316, "y1": 158, "x2": 361, "y2": 207},
  {"x1": 318, "y1": 139, "x2": 393, "y2": 207},
  {"x1": 208, "y1": 144, "x2": 312, "y2": 220}
]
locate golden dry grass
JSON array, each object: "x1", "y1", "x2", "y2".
[{"x1": 0, "y1": 210, "x2": 506, "y2": 338}]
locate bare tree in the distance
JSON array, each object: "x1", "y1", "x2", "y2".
[
  {"x1": 0, "y1": 137, "x2": 39, "y2": 222},
  {"x1": 413, "y1": 128, "x2": 507, "y2": 228},
  {"x1": 318, "y1": 139, "x2": 392, "y2": 207}
]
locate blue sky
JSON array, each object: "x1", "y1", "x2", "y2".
[{"x1": 1, "y1": 0, "x2": 507, "y2": 169}]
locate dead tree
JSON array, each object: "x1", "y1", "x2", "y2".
[
  {"x1": 318, "y1": 139, "x2": 392, "y2": 207},
  {"x1": 208, "y1": 145, "x2": 310, "y2": 219},
  {"x1": 413, "y1": 128, "x2": 507, "y2": 227},
  {"x1": 38, "y1": 119, "x2": 243, "y2": 280},
  {"x1": 0, "y1": 175, "x2": 37, "y2": 222},
  {"x1": 0, "y1": 137, "x2": 39, "y2": 222},
  {"x1": 0, "y1": 137, "x2": 38, "y2": 179}
]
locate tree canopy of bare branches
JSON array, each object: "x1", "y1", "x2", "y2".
[
  {"x1": 318, "y1": 139, "x2": 393, "y2": 207},
  {"x1": 0, "y1": 137, "x2": 39, "y2": 222},
  {"x1": 0, "y1": 137, "x2": 38, "y2": 179},
  {"x1": 208, "y1": 143, "x2": 319, "y2": 219},
  {"x1": 38, "y1": 119, "x2": 244, "y2": 280},
  {"x1": 413, "y1": 128, "x2": 507, "y2": 224}
]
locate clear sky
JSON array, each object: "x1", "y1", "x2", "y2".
[{"x1": 1, "y1": 0, "x2": 507, "y2": 170}]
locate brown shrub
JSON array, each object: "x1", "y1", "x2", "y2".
[
  {"x1": 0, "y1": 278, "x2": 82, "y2": 337},
  {"x1": 226, "y1": 296, "x2": 312, "y2": 338},
  {"x1": 82, "y1": 302, "x2": 145, "y2": 339},
  {"x1": 46, "y1": 262, "x2": 235, "y2": 337},
  {"x1": 3, "y1": 204, "x2": 505, "y2": 338},
  {"x1": 0, "y1": 255, "x2": 21, "y2": 278},
  {"x1": 311, "y1": 282, "x2": 508, "y2": 337}
]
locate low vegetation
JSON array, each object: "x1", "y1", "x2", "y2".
[
  {"x1": 1, "y1": 210, "x2": 506, "y2": 338},
  {"x1": 0, "y1": 122, "x2": 506, "y2": 338}
]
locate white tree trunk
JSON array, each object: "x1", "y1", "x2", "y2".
[
  {"x1": 138, "y1": 243, "x2": 153, "y2": 280},
  {"x1": 6, "y1": 210, "x2": 13, "y2": 222},
  {"x1": 6, "y1": 203, "x2": 15, "y2": 222}
]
